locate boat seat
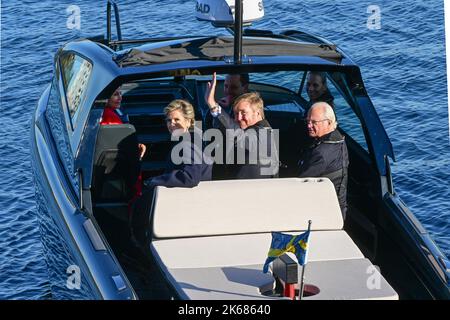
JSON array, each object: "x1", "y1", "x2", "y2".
[
  {"x1": 92, "y1": 124, "x2": 140, "y2": 204},
  {"x1": 151, "y1": 231, "x2": 363, "y2": 269},
  {"x1": 152, "y1": 178, "x2": 343, "y2": 238},
  {"x1": 150, "y1": 178, "x2": 398, "y2": 300}
]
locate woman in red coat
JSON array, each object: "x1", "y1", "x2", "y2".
[
  {"x1": 101, "y1": 87, "x2": 146, "y2": 158},
  {"x1": 101, "y1": 88, "x2": 124, "y2": 124},
  {"x1": 101, "y1": 88, "x2": 146, "y2": 207}
]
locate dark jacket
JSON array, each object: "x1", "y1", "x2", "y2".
[
  {"x1": 133, "y1": 129, "x2": 212, "y2": 244},
  {"x1": 204, "y1": 107, "x2": 235, "y2": 179},
  {"x1": 216, "y1": 111, "x2": 279, "y2": 179},
  {"x1": 297, "y1": 130, "x2": 349, "y2": 219},
  {"x1": 145, "y1": 128, "x2": 212, "y2": 188}
]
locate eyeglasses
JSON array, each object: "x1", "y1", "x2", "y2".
[{"x1": 304, "y1": 119, "x2": 329, "y2": 126}]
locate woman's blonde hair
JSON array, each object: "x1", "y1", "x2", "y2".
[{"x1": 164, "y1": 99, "x2": 195, "y2": 128}]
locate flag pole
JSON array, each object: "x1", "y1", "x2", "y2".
[{"x1": 298, "y1": 220, "x2": 312, "y2": 300}]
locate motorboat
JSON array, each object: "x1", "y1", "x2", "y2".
[{"x1": 31, "y1": 0, "x2": 450, "y2": 300}]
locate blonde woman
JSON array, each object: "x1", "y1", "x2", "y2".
[
  {"x1": 144, "y1": 99, "x2": 212, "y2": 188},
  {"x1": 131, "y1": 100, "x2": 212, "y2": 244}
]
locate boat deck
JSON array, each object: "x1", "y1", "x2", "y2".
[{"x1": 149, "y1": 178, "x2": 398, "y2": 300}]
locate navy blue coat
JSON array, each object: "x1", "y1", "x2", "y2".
[
  {"x1": 297, "y1": 130, "x2": 349, "y2": 219},
  {"x1": 145, "y1": 129, "x2": 212, "y2": 188},
  {"x1": 132, "y1": 129, "x2": 212, "y2": 243}
]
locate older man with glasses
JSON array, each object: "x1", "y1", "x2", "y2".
[{"x1": 297, "y1": 102, "x2": 349, "y2": 219}]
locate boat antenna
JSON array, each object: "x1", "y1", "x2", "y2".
[
  {"x1": 195, "y1": 0, "x2": 264, "y2": 64},
  {"x1": 233, "y1": 0, "x2": 243, "y2": 64}
]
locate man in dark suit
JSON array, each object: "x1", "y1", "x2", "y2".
[
  {"x1": 204, "y1": 74, "x2": 250, "y2": 179},
  {"x1": 205, "y1": 73, "x2": 278, "y2": 179},
  {"x1": 297, "y1": 102, "x2": 349, "y2": 219},
  {"x1": 204, "y1": 73, "x2": 249, "y2": 129}
]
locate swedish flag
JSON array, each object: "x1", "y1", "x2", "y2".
[{"x1": 263, "y1": 230, "x2": 310, "y2": 273}]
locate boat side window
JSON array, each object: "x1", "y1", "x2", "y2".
[
  {"x1": 249, "y1": 71, "x2": 304, "y2": 94},
  {"x1": 247, "y1": 71, "x2": 305, "y2": 113},
  {"x1": 59, "y1": 53, "x2": 93, "y2": 130},
  {"x1": 45, "y1": 77, "x2": 80, "y2": 197},
  {"x1": 326, "y1": 74, "x2": 369, "y2": 152}
]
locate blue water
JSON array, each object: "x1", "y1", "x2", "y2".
[{"x1": 1, "y1": 0, "x2": 449, "y2": 299}]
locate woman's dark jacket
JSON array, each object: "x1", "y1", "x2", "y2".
[{"x1": 145, "y1": 128, "x2": 212, "y2": 188}]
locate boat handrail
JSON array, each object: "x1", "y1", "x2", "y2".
[
  {"x1": 106, "y1": 0, "x2": 122, "y2": 50},
  {"x1": 281, "y1": 29, "x2": 335, "y2": 46},
  {"x1": 101, "y1": 1, "x2": 335, "y2": 51}
]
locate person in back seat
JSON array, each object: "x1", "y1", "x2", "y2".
[
  {"x1": 305, "y1": 72, "x2": 335, "y2": 112},
  {"x1": 100, "y1": 87, "x2": 147, "y2": 211},
  {"x1": 204, "y1": 73, "x2": 250, "y2": 129},
  {"x1": 131, "y1": 99, "x2": 212, "y2": 244},
  {"x1": 102, "y1": 87, "x2": 147, "y2": 159}
]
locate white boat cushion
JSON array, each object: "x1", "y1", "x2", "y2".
[{"x1": 151, "y1": 178, "x2": 343, "y2": 239}]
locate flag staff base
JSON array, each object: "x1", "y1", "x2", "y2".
[
  {"x1": 298, "y1": 264, "x2": 307, "y2": 300},
  {"x1": 298, "y1": 220, "x2": 312, "y2": 300}
]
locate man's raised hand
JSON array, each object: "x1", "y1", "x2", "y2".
[{"x1": 205, "y1": 72, "x2": 218, "y2": 109}]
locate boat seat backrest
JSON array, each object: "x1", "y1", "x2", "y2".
[
  {"x1": 92, "y1": 124, "x2": 140, "y2": 203},
  {"x1": 151, "y1": 178, "x2": 344, "y2": 239}
]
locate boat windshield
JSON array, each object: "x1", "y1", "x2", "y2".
[{"x1": 116, "y1": 69, "x2": 369, "y2": 156}]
